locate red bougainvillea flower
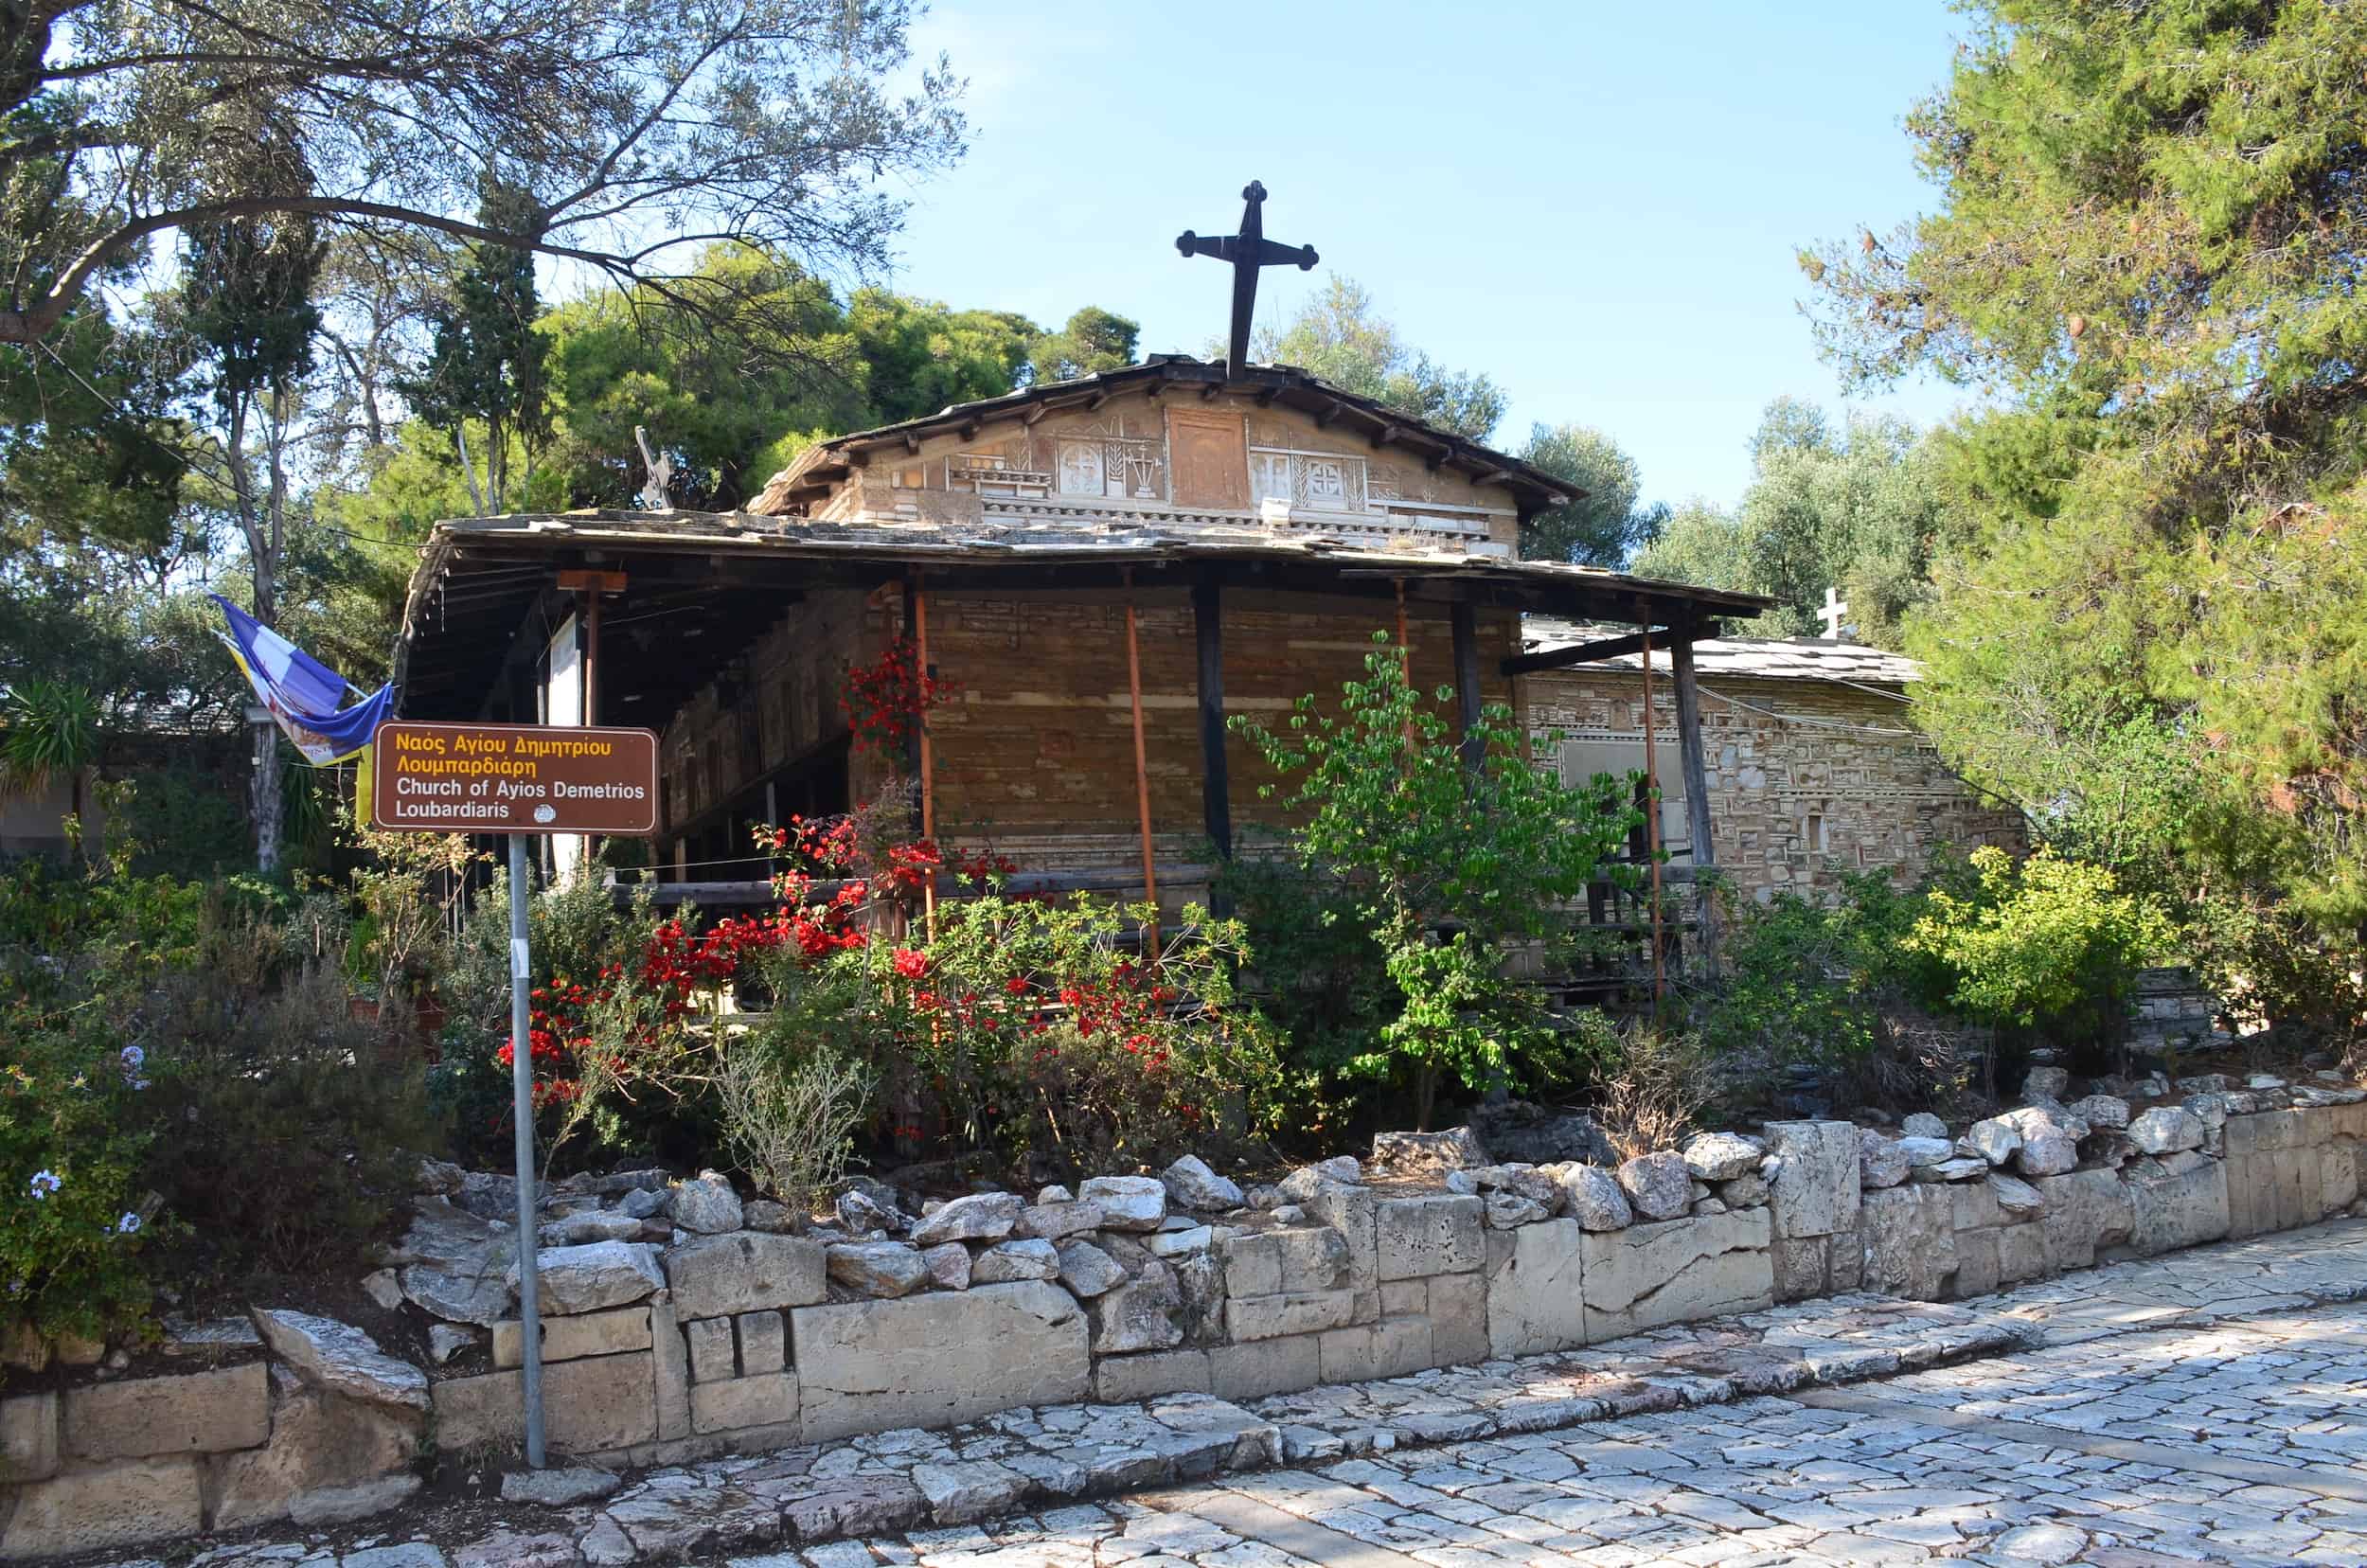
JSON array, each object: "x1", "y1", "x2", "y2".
[{"x1": 891, "y1": 947, "x2": 930, "y2": 980}]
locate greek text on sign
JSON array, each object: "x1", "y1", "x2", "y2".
[{"x1": 370, "y1": 722, "x2": 660, "y2": 835}]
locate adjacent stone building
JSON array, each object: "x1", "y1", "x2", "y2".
[{"x1": 1520, "y1": 618, "x2": 2026, "y2": 906}]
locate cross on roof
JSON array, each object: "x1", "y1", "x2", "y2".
[
  {"x1": 1176, "y1": 180, "x2": 1319, "y2": 372},
  {"x1": 1818, "y1": 585, "x2": 1850, "y2": 640}
]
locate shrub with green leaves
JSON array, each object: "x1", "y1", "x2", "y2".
[
  {"x1": 0, "y1": 1013, "x2": 159, "y2": 1342},
  {"x1": 1904, "y1": 846, "x2": 2170, "y2": 1044},
  {"x1": 1233, "y1": 634, "x2": 1642, "y2": 1128}
]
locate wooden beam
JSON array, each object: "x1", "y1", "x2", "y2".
[
  {"x1": 1023, "y1": 403, "x2": 1048, "y2": 426},
  {"x1": 1122, "y1": 571, "x2": 1161, "y2": 951},
  {"x1": 1193, "y1": 575, "x2": 1232, "y2": 862},
  {"x1": 902, "y1": 432, "x2": 920, "y2": 454},
  {"x1": 1200, "y1": 382, "x2": 1220, "y2": 400},
  {"x1": 1315, "y1": 400, "x2": 1344, "y2": 428},
  {"x1": 1639, "y1": 610, "x2": 1666, "y2": 1005},
  {"x1": 1086, "y1": 389, "x2": 1108, "y2": 411},
  {"x1": 914, "y1": 573, "x2": 937, "y2": 935},
  {"x1": 1669, "y1": 625, "x2": 1721, "y2": 974},
  {"x1": 1451, "y1": 601, "x2": 1484, "y2": 773},
  {"x1": 958, "y1": 419, "x2": 980, "y2": 440},
  {"x1": 1500, "y1": 622, "x2": 1722, "y2": 677},
  {"x1": 555, "y1": 569, "x2": 628, "y2": 594},
  {"x1": 1372, "y1": 423, "x2": 1400, "y2": 451}
]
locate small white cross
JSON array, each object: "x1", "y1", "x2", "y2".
[{"x1": 1817, "y1": 586, "x2": 1850, "y2": 640}]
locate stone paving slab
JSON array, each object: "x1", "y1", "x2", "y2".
[{"x1": 80, "y1": 1217, "x2": 2367, "y2": 1568}]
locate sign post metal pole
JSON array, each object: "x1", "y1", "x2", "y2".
[
  {"x1": 367, "y1": 720, "x2": 659, "y2": 1470},
  {"x1": 508, "y1": 831, "x2": 545, "y2": 1469}
]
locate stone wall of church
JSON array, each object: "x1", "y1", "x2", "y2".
[{"x1": 1520, "y1": 665, "x2": 2026, "y2": 904}]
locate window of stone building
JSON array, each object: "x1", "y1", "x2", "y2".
[
  {"x1": 1806, "y1": 811, "x2": 1828, "y2": 852},
  {"x1": 1559, "y1": 738, "x2": 1689, "y2": 847}
]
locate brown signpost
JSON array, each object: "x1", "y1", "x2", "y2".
[
  {"x1": 368, "y1": 721, "x2": 659, "y2": 836},
  {"x1": 365, "y1": 719, "x2": 657, "y2": 1473}
]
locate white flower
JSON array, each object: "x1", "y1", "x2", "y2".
[
  {"x1": 116, "y1": 1211, "x2": 142, "y2": 1235},
  {"x1": 119, "y1": 1045, "x2": 145, "y2": 1070},
  {"x1": 28, "y1": 1169, "x2": 61, "y2": 1200}
]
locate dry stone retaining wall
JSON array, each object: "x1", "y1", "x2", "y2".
[{"x1": 4, "y1": 1077, "x2": 2361, "y2": 1558}]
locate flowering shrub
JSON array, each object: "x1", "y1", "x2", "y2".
[
  {"x1": 840, "y1": 637, "x2": 960, "y2": 759},
  {"x1": 0, "y1": 1017, "x2": 158, "y2": 1341}
]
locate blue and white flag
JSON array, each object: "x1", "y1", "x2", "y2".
[{"x1": 211, "y1": 595, "x2": 394, "y2": 767}]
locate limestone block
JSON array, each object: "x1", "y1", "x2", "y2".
[
  {"x1": 1960, "y1": 1231, "x2": 1998, "y2": 1297},
  {"x1": 60, "y1": 1361, "x2": 268, "y2": 1461},
  {"x1": 1091, "y1": 1348, "x2": 1211, "y2": 1402},
  {"x1": 253, "y1": 1309, "x2": 427, "y2": 1411},
  {"x1": 1077, "y1": 1175, "x2": 1166, "y2": 1231},
  {"x1": 2031, "y1": 1167, "x2": 2133, "y2": 1271},
  {"x1": 1614, "y1": 1150, "x2": 1693, "y2": 1221},
  {"x1": 2225, "y1": 1108, "x2": 2307, "y2": 1155},
  {"x1": 1997, "y1": 1221, "x2": 2050, "y2": 1286},
  {"x1": 1580, "y1": 1208, "x2": 1772, "y2": 1341},
  {"x1": 685, "y1": 1315, "x2": 736, "y2": 1382},
  {"x1": 1017, "y1": 1201, "x2": 1105, "y2": 1241},
  {"x1": 431, "y1": 1350, "x2": 658, "y2": 1453},
  {"x1": 509, "y1": 1241, "x2": 666, "y2": 1316},
  {"x1": 1953, "y1": 1227, "x2": 2001, "y2": 1298},
  {"x1": 2127, "y1": 1106, "x2": 2206, "y2": 1155},
  {"x1": 2127, "y1": 1160, "x2": 2231, "y2": 1255},
  {"x1": 1162, "y1": 1154, "x2": 1245, "y2": 1211},
  {"x1": 1317, "y1": 1314, "x2": 1434, "y2": 1383},
  {"x1": 212, "y1": 1373, "x2": 420, "y2": 1531},
  {"x1": 1090, "y1": 1264, "x2": 1184, "y2": 1353},
  {"x1": 1375, "y1": 1194, "x2": 1485, "y2": 1280},
  {"x1": 1296, "y1": 1182, "x2": 1379, "y2": 1295},
  {"x1": 1208, "y1": 1334, "x2": 1321, "y2": 1400},
  {"x1": 1222, "y1": 1288, "x2": 1355, "y2": 1343},
  {"x1": 1857, "y1": 1184, "x2": 1959, "y2": 1300},
  {"x1": 972, "y1": 1238, "x2": 1058, "y2": 1283},
  {"x1": 1485, "y1": 1218, "x2": 1586, "y2": 1358},
  {"x1": 688, "y1": 1370, "x2": 797, "y2": 1436},
  {"x1": 1765, "y1": 1121, "x2": 1860, "y2": 1239},
  {"x1": 3, "y1": 1390, "x2": 59, "y2": 1481},
  {"x1": 792, "y1": 1282, "x2": 1088, "y2": 1442},
  {"x1": 1949, "y1": 1180, "x2": 2002, "y2": 1234},
  {"x1": 908, "y1": 1191, "x2": 1023, "y2": 1245},
  {"x1": 0, "y1": 1455, "x2": 203, "y2": 1557},
  {"x1": 493, "y1": 1306, "x2": 651, "y2": 1368},
  {"x1": 1217, "y1": 1231, "x2": 1281, "y2": 1298},
  {"x1": 665, "y1": 1231, "x2": 826, "y2": 1319},
  {"x1": 1682, "y1": 1131, "x2": 1765, "y2": 1181},
  {"x1": 2227, "y1": 1147, "x2": 2322, "y2": 1237},
  {"x1": 1424, "y1": 1269, "x2": 1490, "y2": 1366},
  {"x1": 1557, "y1": 1163, "x2": 1634, "y2": 1230},
  {"x1": 738, "y1": 1310, "x2": 787, "y2": 1376},
  {"x1": 2323, "y1": 1139, "x2": 2361, "y2": 1214},
  {"x1": 649, "y1": 1294, "x2": 690, "y2": 1442},
  {"x1": 1770, "y1": 1234, "x2": 1829, "y2": 1302},
  {"x1": 1272, "y1": 1225, "x2": 1353, "y2": 1292}
]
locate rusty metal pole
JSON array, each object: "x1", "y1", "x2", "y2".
[
  {"x1": 1639, "y1": 611, "x2": 1666, "y2": 1005},
  {"x1": 1122, "y1": 571, "x2": 1161, "y2": 956},
  {"x1": 1394, "y1": 579, "x2": 1415, "y2": 752}
]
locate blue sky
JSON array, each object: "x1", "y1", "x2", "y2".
[{"x1": 875, "y1": 0, "x2": 1976, "y2": 510}]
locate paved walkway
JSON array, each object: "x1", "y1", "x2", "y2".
[{"x1": 134, "y1": 1219, "x2": 2367, "y2": 1568}]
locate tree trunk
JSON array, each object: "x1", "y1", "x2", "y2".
[{"x1": 226, "y1": 394, "x2": 283, "y2": 875}]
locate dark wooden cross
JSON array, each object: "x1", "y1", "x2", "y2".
[{"x1": 1176, "y1": 180, "x2": 1319, "y2": 371}]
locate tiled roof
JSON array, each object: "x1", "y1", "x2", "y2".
[{"x1": 1522, "y1": 615, "x2": 1921, "y2": 686}]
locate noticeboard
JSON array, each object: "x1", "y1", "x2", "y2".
[{"x1": 368, "y1": 722, "x2": 660, "y2": 835}]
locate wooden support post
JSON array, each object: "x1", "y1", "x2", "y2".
[
  {"x1": 1192, "y1": 576, "x2": 1232, "y2": 862},
  {"x1": 1394, "y1": 579, "x2": 1415, "y2": 752},
  {"x1": 1638, "y1": 609, "x2": 1666, "y2": 1006},
  {"x1": 899, "y1": 579, "x2": 922, "y2": 808},
  {"x1": 1669, "y1": 625, "x2": 1720, "y2": 973},
  {"x1": 1122, "y1": 572, "x2": 1161, "y2": 954},
  {"x1": 912, "y1": 573, "x2": 937, "y2": 936},
  {"x1": 1450, "y1": 600, "x2": 1483, "y2": 772}
]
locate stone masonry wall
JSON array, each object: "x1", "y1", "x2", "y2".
[
  {"x1": 1522, "y1": 667, "x2": 2027, "y2": 905},
  {"x1": 5, "y1": 1074, "x2": 2359, "y2": 1559}
]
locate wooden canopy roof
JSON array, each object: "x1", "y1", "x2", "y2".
[{"x1": 389, "y1": 510, "x2": 1771, "y2": 725}]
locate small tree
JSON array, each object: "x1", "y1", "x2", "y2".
[{"x1": 1234, "y1": 635, "x2": 1642, "y2": 1127}]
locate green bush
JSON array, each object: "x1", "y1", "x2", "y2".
[
  {"x1": 1703, "y1": 868, "x2": 1945, "y2": 1075},
  {"x1": 1903, "y1": 847, "x2": 2169, "y2": 1057},
  {"x1": 0, "y1": 1008, "x2": 161, "y2": 1342},
  {"x1": 1231, "y1": 634, "x2": 1643, "y2": 1127}
]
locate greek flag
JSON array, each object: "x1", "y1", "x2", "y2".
[{"x1": 211, "y1": 596, "x2": 394, "y2": 767}]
